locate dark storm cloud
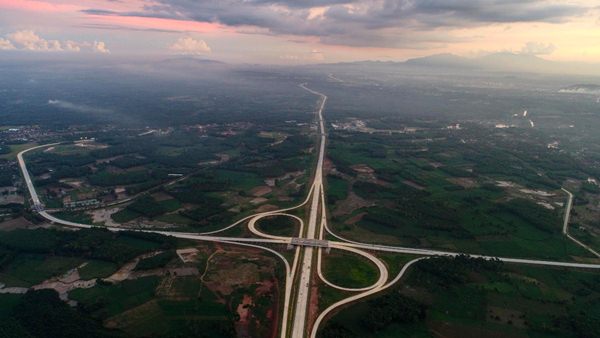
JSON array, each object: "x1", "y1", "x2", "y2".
[
  {"x1": 396, "y1": 0, "x2": 587, "y2": 26},
  {"x1": 78, "y1": 23, "x2": 185, "y2": 34},
  {"x1": 238, "y1": 0, "x2": 353, "y2": 8},
  {"x1": 81, "y1": 0, "x2": 591, "y2": 47},
  {"x1": 81, "y1": 8, "x2": 182, "y2": 20}
]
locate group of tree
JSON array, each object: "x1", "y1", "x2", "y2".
[
  {"x1": 0, "y1": 228, "x2": 175, "y2": 266},
  {"x1": 0, "y1": 290, "x2": 118, "y2": 338},
  {"x1": 413, "y1": 255, "x2": 503, "y2": 288}
]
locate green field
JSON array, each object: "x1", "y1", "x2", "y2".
[
  {"x1": 111, "y1": 208, "x2": 141, "y2": 223},
  {"x1": 107, "y1": 287, "x2": 233, "y2": 338},
  {"x1": 155, "y1": 213, "x2": 195, "y2": 225},
  {"x1": 321, "y1": 249, "x2": 379, "y2": 289},
  {"x1": 51, "y1": 211, "x2": 94, "y2": 224},
  {"x1": 135, "y1": 251, "x2": 175, "y2": 270},
  {"x1": 213, "y1": 169, "x2": 263, "y2": 191},
  {"x1": 326, "y1": 175, "x2": 349, "y2": 204},
  {"x1": 0, "y1": 254, "x2": 83, "y2": 287},
  {"x1": 255, "y1": 214, "x2": 300, "y2": 237},
  {"x1": 0, "y1": 142, "x2": 37, "y2": 160},
  {"x1": 78, "y1": 260, "x2": 119, "y2": 280},
  {"x1": 71, "y1": 276, "x2": 161, "y2": 318}
]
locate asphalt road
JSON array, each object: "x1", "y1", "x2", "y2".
[{"x1": 290, "y1": 84, "x2": 328, "y2": 338}]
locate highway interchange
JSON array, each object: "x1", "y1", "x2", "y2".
[{"x1": 16, "y1": 83, "x2": 600, "y2": 338}]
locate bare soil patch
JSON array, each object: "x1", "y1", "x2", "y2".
[
  {"x1": 403, "y1": 180, "x2": 425, "y2": 190},
  {"x1": 0, "y1": 217, "x2": 36, "y2": 231},
  {"x1": 344, "y1": 212, "x2": 366, "y2": 225},
  {"x1": 250, "y1": 186, "x2": 273, "y2": 197},
  {"x1": 176, "y1": 248, "x2": 200, "y2": 263},
  {"x1": 150, "y1": 191, "x2": 173, "y2": 201},
  {"x1": 447, "y1": 177, "x2": 478, "y2": 189},
  {"x1": 351, "y1": 164, "x2": 375, "y2": 174},
  {"x1": 333, "y1": 191, "x2": 373, "y2": 217},
  {"x1": 250, "y1": 197, "x2": 269, "y2": 205},
  {"x1": 256, "y1": 204, "x2": 279, "y2": 213}
]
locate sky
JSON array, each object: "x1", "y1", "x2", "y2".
[{"x1": 0, "y1": 0, "x2": 599, "y2": 64}]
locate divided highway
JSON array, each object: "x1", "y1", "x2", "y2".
[{"x1": 290, "y1": 84, "x2": 329, "y2": 338}]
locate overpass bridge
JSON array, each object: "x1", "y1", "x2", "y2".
[{"x1": 290, "y1": 238, "x2": 329, "y2": 248}]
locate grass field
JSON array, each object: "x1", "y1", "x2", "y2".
[
  {"x1": 108, "y1": 289, "x2": 232, "y2": 338},
  {"x1": 155, "y1": 213, "x2": 195, "y2": 225},
  {"x1": 255, "y1": 215, "x2": 300, "y2": 237},
  {"x1": 70, "y1": 276, "x2": 160, "y2": 318},
  {"x1": 51, "y1": 211, "x2": 94, "y2": 225},
  {"x1": 326, "y1": 175, "x2": 349, "y2": 204},
  {"x1": 213, "y1": 169, "x2": 263, "y2": 191},
  {"x1": 51, "y1": 144, "x2": 93, "y2": 156},
  {"x1": 377, "y1": 253, "x2": 418, "y2": 277},
  {"x1": 111, "y1": 208, "x2": 141, "y2": 223},
  {"x1": 0, "y1": 254, "x2": 83, "y2": 287},
  {"x1": 321, "y1": 249, "x2": 379, "y2": 289},
  {"x1": 78, "y1": 260, "x2": 119, "y2": 280},
  {"x1": 0, "y1": 142, "x2": 37, "y2": 160},
  {"x1": 157, "y1": 199, "x2": 182, "y2": 212}
]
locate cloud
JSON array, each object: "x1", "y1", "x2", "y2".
[
  {"x1": 93, "y1": 41, "x2": 110, "y2": 54},
  {"x1": 8, "y1": 30, "x2": 63, "y2": 51},
  {"x1": 169, "y1": 37, "x2": 211, "y2": 54},
  {"x1": 81, "y1": 0, "x2": 592, "y2": 48},
  {"x1": 48, "y1": 99, "x2": 113, "y2": 114},
  {"x1": 0, "y1": 30, "x2": 110, "y2": 53},
  {"x1": 63, "y1": 40, "x2": 82, "y2": 52},
  {"x1": 520, "y1": 41, "x2": 555, "y2": 55},
  {"x1": 0, "y1": 38, "x2": 15, "y2": 50},
  {"x1": 77, "y1": 23, "x2": 184, "y2": 34}
]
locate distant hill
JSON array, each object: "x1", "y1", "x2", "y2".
[
  {"x1": 326, "y1": 53, "x2": 600, "y2": 77},
  {"x1": 477, "y1": 53, "x2": 554, "y2": 72},
  {"x1": 404, "y1": 53, "x2": 475, "y2": 69},
  {"x1": 157, "y1": 57, "x2": 227, "y2": 67}
]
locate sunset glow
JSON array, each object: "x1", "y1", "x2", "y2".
[{"x1": 1, "y1": 0, "x2": 599, "y2": 63}]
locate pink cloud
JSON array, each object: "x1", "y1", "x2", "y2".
[
  {"x1": 0, "y1": 0, "x2": 149, "y2": 12},
  {"x1": 85, "y1": 13, "x2": 225, "y2": 34},
  {"x1": 0, "y1": 0, "x2": 225, "y2": 34},
  {"x1": 0, "y1": 0, "x2": 81, "y2": 12}
]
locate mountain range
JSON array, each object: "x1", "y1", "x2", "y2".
[{"x1": 332, "y1": 53, "x2": 600, "y2": 77}]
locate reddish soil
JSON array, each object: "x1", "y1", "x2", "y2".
[
  {"x1": 323, "y1": 158, "x2": 334, "y2": 175},
  {"x1": 250, "y1": 186, "x2": 273, "y2": 197},
  {"x1": 351, "y1": 164, "x2": 375, "y2": 174},
  {"x1": 447, "y1": 177, "x2": 478, "y2": 189},
  {"x1": 256, "y1": 204, "x2": 279, "y2": 213},
  {"x1": 307, "y1": 273, "x2": 320, "y2": 336},
  {"x1": 332, "y1": 192, "x2": 373, "y2": 217},
  {"x1": 0, "y1": 217, "x2": 36, "y2": 231},
  {"x1": 344, "y1": 212, "x2": 367, "y2": 225},
  {"x1": 403, "y1": 179, "x2": 425, "y2": 190},
  {"x1": 236, "y1": 294, "x2": 253, "y2": 324},
  {"x1": 268, "y1": 277, "x2": 280, "y2": 338},
  {"x1": 255, "y1": 279, "x2": 274, "y2": 295}
]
